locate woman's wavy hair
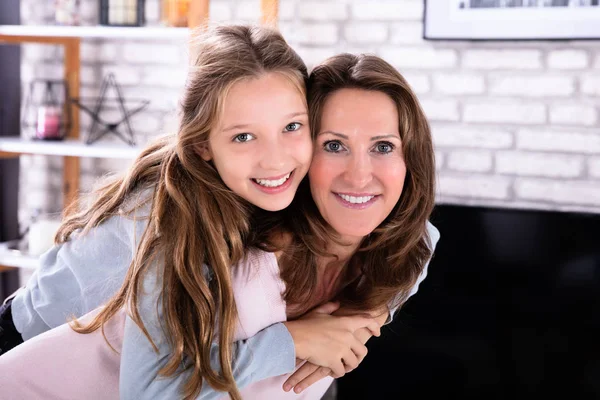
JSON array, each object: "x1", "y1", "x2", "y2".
[
  {"x1": 63, "y1": 24, "x2": 307, "y2": 399},
  {"x1": 278, "y1": 53, "x2": 436, "y2": 316}
]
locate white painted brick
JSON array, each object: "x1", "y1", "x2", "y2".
[
  {"x1": 279, "y1": 0, "x2": 296, "y2": 21},
  {"x1": 298, "y1": 2, "x2": 348, "y2": 21},
  {"x1": 462, "y1": 50, "x2": 542, "y2": 70},
  {"x1": 515, "y1": 179, "x2": 600, "y2": 206},
  {"x1": 80, "y1": 43, "x2": 119, "y2": 63},
  {"x1": 463, "y1": 102, "x2": 546, "y2": 124},
  {"x1": 549, "y1": 104, "x2": 597, "y2": 126},
  {"x1": 379, "y1": 47, "x2": 457, "y2": 69},
  {"x1": 233, "y1": 1, "x2": 261, "y2": 21},
  {"x1": 435, "y1": 150, "x2": 444, "y2": 171},
  {"x1": 547, "y1": 50, "x2": 588, "y2": 70},
  {"x1": 344, "y1": 23, "x2": 388, "y2": 44},
  {"x1": 581, "y1": 76, "x2": 600, "y2": 96},
  {"x1": 589, "y1": 158, "x2": 600, "y2": 178},
  {"x1": 390, "y1": 22, "x2": 424, "y2": 44},
  {"x1": 496, "y1": 151, "x2": 583, "y2": 178},
  {"x1": 143, "y1": 66, "x2": 187, "y2": 89},
  {"x1": 420, "y1": 99, "x2": 460, "y2": 122},
  {"x1": 209, "y1": 2, "x2": 233, "y2": 21},
  {"x1": 122, "y1": 43, "x2": 183, "y2": 65},
  {"x1": 447, "y1": 150, "x2": 493, "y2": 173},
  {"x1": 121, "y1": 87, "x2": 180, "y2": 111},
  {"x1": 22, "y1": 44, "x2": 58, "y2": 62},
  {"x1": 433, "y1": 73, "x2": 485, "y2": 95},
  {"x1": 438, "y1": 174, "x2": 511, "y2": 200},
  {"x1": 281, "y1": 23, "x2": 339, "y2": 46},
  {"x1": 431, "y1": 126, "x2": 513, "y2": 149},
  {"x1": 80, "y1": 65, "x2": 98, "y2": 86},
  {"x1": 489, "y1": 75, "x2": 574, "y2": 97},
  {"x1": 295, "y1": 47, "x2": 336, "y2": 70},
  {"x1": 101, "y1": 65, "x2": 142, "y2": 86},
  {"x1": 401, "y1": 72, "x2": 430, "y2": 94},
  {"x1": 595, "y1": 54, "x2": 600, "y2": 69},
  {"x1": 128, "y1": 112, "x2": 162, "y2": 135},
  {"x1": 34, "y1": 63, "x2": 63, "y2": 80},
  {"x1": 352, "y1": 0, "x2": 423, "y2": 21},
  {"x1": 517, "y1": 129, "x2": 600, "y2": 154}
]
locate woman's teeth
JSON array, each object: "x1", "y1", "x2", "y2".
[
  {"x1": 254, "y1": 172, "x2": 292, "y2": 187},
  {"x1": 338, "y1": 194, "x2": 375, "y2": 204}
]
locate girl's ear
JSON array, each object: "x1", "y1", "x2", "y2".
[{"x1": 196, "y1": 142, "x2": 212, "y2": 161}]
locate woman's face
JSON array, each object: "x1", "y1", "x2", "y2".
[
  {"x1": 200, "y1": 72, "x2": 312, "y2": 212},
  {"x1": 309, "y1": 88, "x2": 406, "y2": 243}
]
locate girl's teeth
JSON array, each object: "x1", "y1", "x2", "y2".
[
  {"x1": 254, "y1": 172, "x2": 291, "y2": 188},
  {"x1": 339, "y1": 194, "x2": 375, "y2": 204}
]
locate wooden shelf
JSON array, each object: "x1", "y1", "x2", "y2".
[
  {"x1": 0, "y1": 242, "x2": 38, "y2": 271},
  {"x1": 0, "y1": 25, "x2": 190, "y2": 40},
  {"x1": 0, "y1": 137, "x2": 143, "y2": 159}
]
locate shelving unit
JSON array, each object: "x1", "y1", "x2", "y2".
[{"x1": 0, "y1": 0, "x2": 279, "y2": 271}]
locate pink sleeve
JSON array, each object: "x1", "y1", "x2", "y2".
[{"x1": 0, "y1": 307, "x2": 125, "y2": 400}]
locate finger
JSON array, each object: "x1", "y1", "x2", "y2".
[
  {"x1": 329, "y1": 360, "x2": 345, "y2": 379},
  {"x1": 283, "y1": 362, "x2": 319, "y2": 392},
  {"x1": 294, "y1": 367, "x2": 332, "y2": 394},
  {"x1": 312, "y1": 301, "x2": 340, "y2": 315},
  {"x1": 349, "y1": 337, "x2": 369, "y2": 364},
  {"x1": 341, "y1": 348, "x2": 359, "y2": 372}
]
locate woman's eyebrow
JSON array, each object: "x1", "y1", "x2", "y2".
[
  {"x1": 317, "y1": 130, "x2": 348, "y2": 139},
  {"x1": 318, "y1": 131, "x2": 400, "y2": 141}
]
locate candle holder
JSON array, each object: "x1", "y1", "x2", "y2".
[
  {"x1": 99, "y1": 0, "x2": 146, "y2": 27},
  {"x1": 21, "y1": 79, "x2": 72, "y2": 141},
  {"x1": 161, "y1": 0, "x2": 190, "y2": 27}
]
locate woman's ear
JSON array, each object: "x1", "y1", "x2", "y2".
[{"x1": 196, "y1": 142, "x2": 212, "y2": 161}]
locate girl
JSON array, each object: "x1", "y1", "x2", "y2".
[{"x1": 0, "y1": 24, "x2": 379, "y2": 399}]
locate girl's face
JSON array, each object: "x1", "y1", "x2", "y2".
[
  {"x1": 309, "y1": 88, "x2": 407, "y2": 244},
  {"x1": 200, "y1": 72, "x2": 312, "y2": 212}
]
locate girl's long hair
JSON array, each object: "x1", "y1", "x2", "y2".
[
  {"x1": 277, "y1": 53, "x2": 436, "y2": 316},
  {"x1": 64, "y1": 24, "x2": 307, "y2": 399}
]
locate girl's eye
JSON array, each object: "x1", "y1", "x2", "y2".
[
  {"x1": 233, "y1": 133, "x2": 254, "y2": 143},
  {"x1": 284, "y1": 122, "x2": 302, "y2": 132},
  {"x1": 374, "y1": 141, "x2": 395, "y2": 154},
  {"x1": 323, "y1": 140, "x2": 344, "y2": 153}
]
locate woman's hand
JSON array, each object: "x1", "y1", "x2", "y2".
[
  {"x1": 282, "y1": 302, "x2": 380, "y2": 380},
  {"x1": 283, "y1": 306, "x2": 389, "y2": 394}
]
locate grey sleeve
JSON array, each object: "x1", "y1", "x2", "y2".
[
  {"x1": 120, "y1": 265, "x2": 296, "y2": 400},
  {"x1": 11, "y1": 213, "x2": 147, "y2": 340},
  {"x1": 384, "y1": 220, "x2": 441, "y2": 325}
]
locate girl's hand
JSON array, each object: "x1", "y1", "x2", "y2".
[
  {"x1": 283, "y1": 306, "x2": 389, "y2": 394},
  {"x1": 282, "y1": 302, "x2": 380, "y2": 379}
]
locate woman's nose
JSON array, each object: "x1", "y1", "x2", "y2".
[{"x1": 343, "y1": 153, "x2": 372, "y2": 189}]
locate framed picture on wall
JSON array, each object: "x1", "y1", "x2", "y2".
[{"x1": 424, "y1": 1, "x2": 600, "y2": 40}]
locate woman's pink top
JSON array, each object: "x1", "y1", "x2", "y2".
[{"x1": 0, "y1": 249, "x2": 332, "y2": 399}]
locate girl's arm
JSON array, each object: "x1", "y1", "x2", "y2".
[{"x1": 10, "y1": 211, "x2": 149, "y2": 341}]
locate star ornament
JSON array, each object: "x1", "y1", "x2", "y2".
[{"x1": 71, "y1": 73, "x2": 149, "y2": 146}]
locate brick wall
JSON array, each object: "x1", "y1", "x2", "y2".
[{"x1": 18, "y1": 0, "x2": 600, "y2": 223}]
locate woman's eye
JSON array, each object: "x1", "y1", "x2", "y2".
[
  {"x1": 375, "y1": 142, "x2": 395, "y2": 154},
  {"x1": 284, "y1": 122, "x2": 302, "y2": 132},
  {"x1": 233, "y1": 133, "x2": 254, "y2": 143},
  {"x1": 323, "y1": 140, "x2": 343, "y2": 153}
]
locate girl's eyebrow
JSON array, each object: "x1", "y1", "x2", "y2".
[
  {"x1": 318, "y1": 131, "x2": 400, "y2": 141},
  {"x1": 222, "y1": 111, "x2": 308, "y2": 132}
]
